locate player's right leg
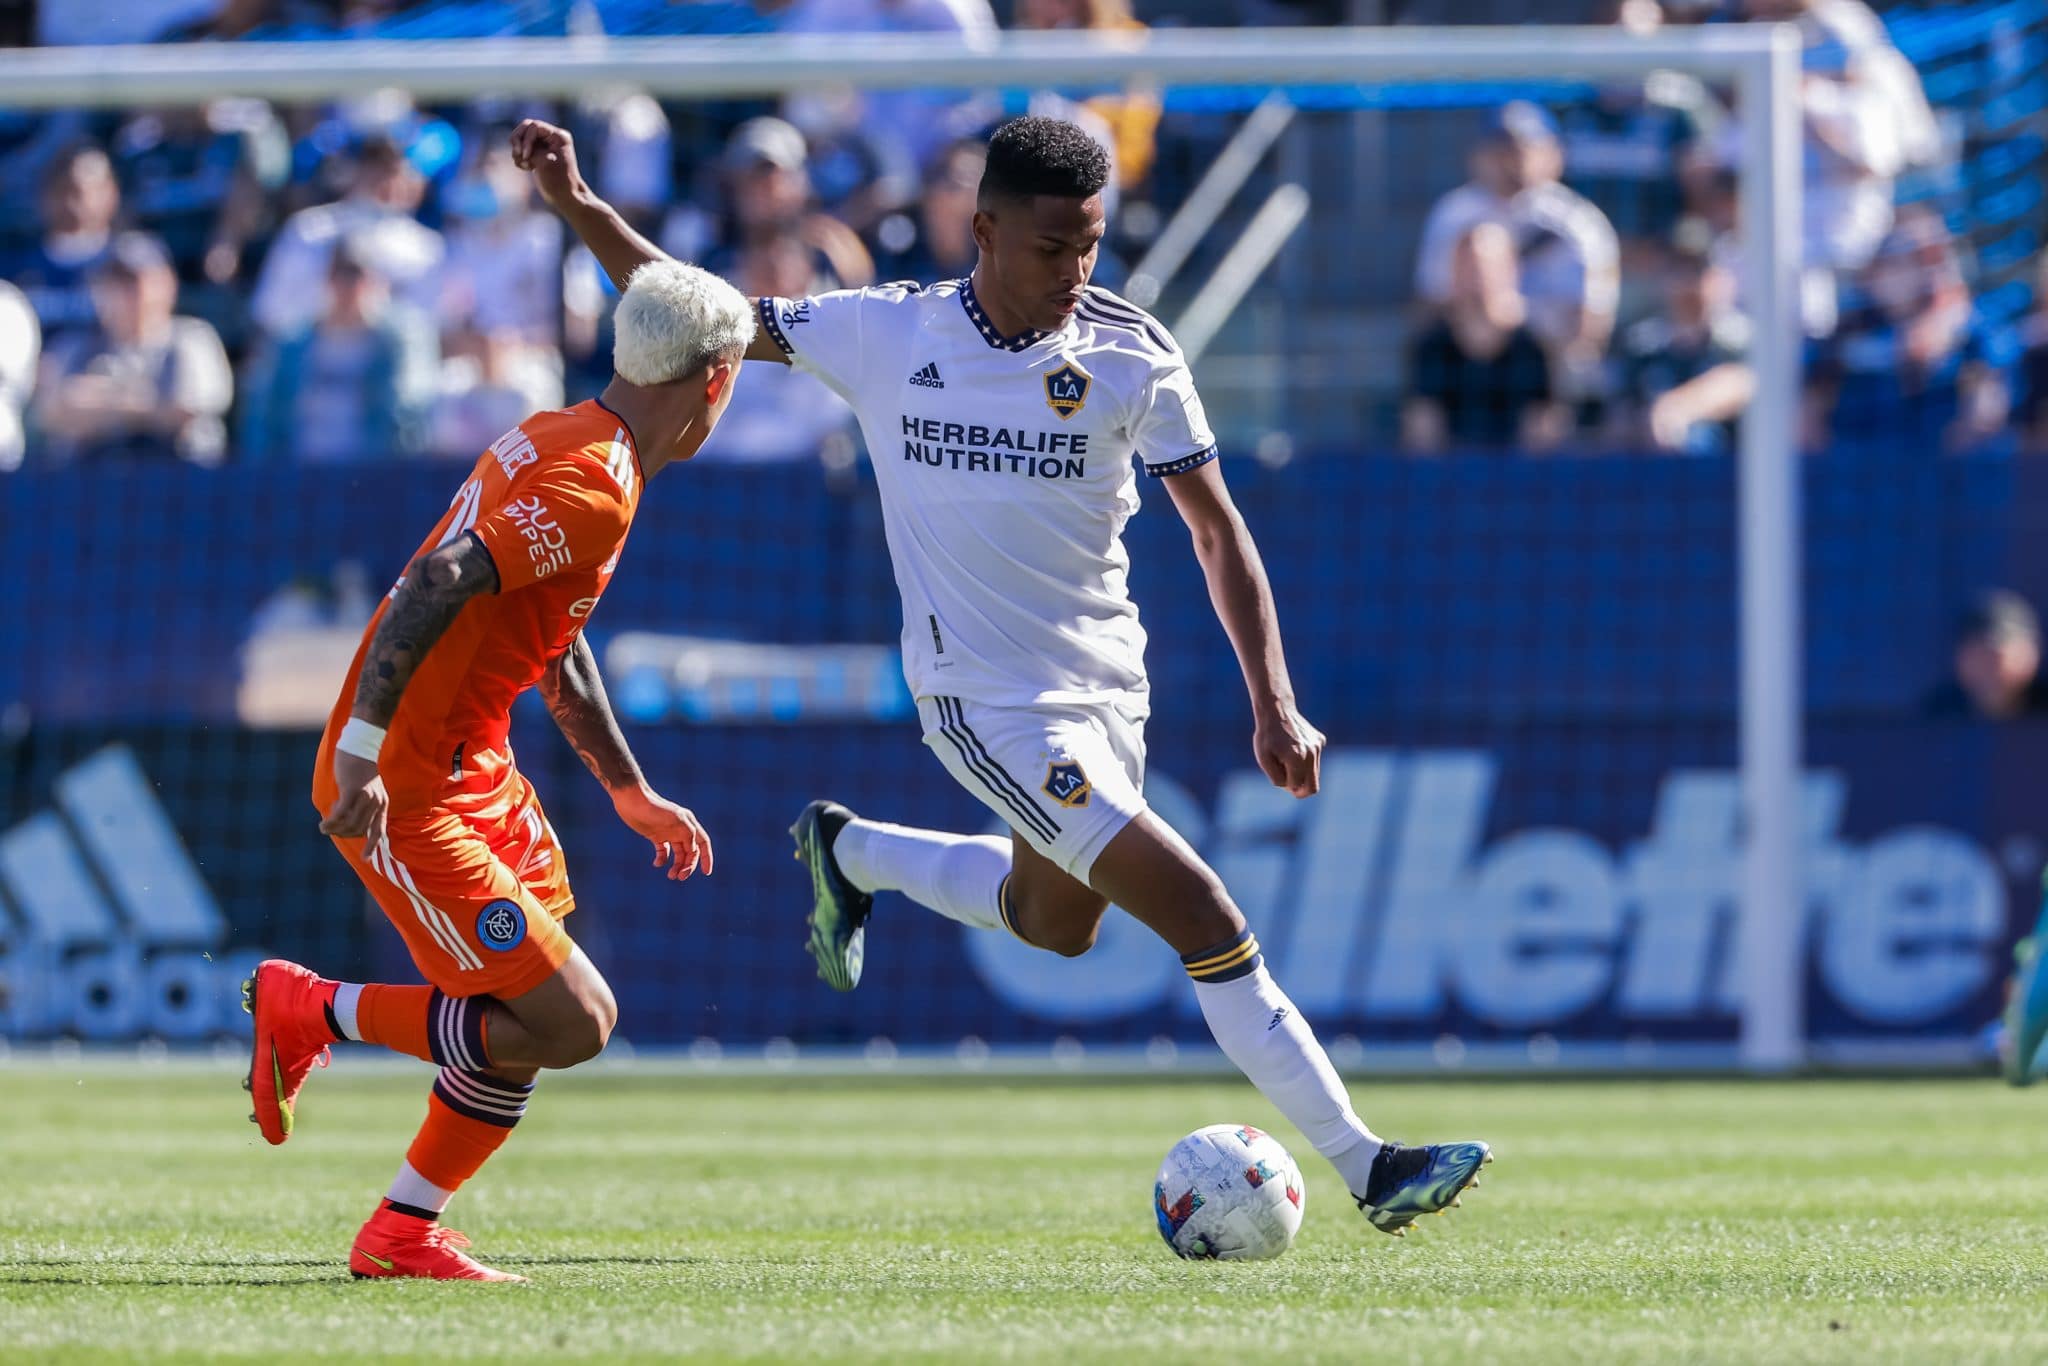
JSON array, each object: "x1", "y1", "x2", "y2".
[
  {"x1": 1078, "y1": 814, "x2": 1490, "y2": 1237},
  {"x1": 249, "y1": 947, "x2": 610, "y2": 1282},
  {"x1": 803, "y1": 695, "x2": 1489, "y2": 1236},
  {"x1": 248, "y1": 806, "x2": 612, "y2": 1281},
  {"x1": 342, "y1": 949, "x2": 612, "y2": 1283}
]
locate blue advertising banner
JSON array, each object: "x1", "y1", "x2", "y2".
[
  {"x1": 0, "y1": 454, "x2": 2040, "y2": 1058},
  {"x1": 0, "y1": 451, "x2": 2024, "y2": 726},
  {"x1": 1, "y1": 715, "x2": 2033, "y2": 1057},
  {"x1": 515, "y1": 715, "x2": 2037, "y2": 1054}
]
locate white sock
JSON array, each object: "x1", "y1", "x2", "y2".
[
  {"x1": 832, "y1": 819, "x2": 1009, "y2": 931},
  {"x1": 1186, "y1": 930, "x2": 1382, "y2": 1196},
  {"x1": 332, "y1": 982, "x2": 364, "y2": 1041},
  {"x1": 385, "y1": 1159, "x2": 453, "y2": 1215}
]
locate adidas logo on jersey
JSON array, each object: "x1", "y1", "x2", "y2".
[{"x1": 908, "y1": 362, "x2": 945, "y2": 389}]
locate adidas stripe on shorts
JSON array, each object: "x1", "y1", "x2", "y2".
[{"x1": 917, "y1": 694, "x2": 1149, "y2": 880}]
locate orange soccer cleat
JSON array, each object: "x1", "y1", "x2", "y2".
[
  {"x1": 242, "y1": 959, "x2": 335, "y2": 1145},
  {"x1": 349, "y1": 1203, "x2": 526, "y2": 1282}
]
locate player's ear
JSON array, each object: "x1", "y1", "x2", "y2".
[
  {"x1": 704, "y1": 357, "x2": 735, "y2": 406},
  {"x1": 971, "y1": 206, "x2": 997, "y2": 256}
]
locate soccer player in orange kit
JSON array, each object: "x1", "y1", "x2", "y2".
[{"x1": 241, "y1": 161, "x2": 757, "y2": 1281}]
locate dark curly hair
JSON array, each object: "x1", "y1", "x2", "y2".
[{"x1": 978, "y1": 116, "x2": 1111, "y2": 206}]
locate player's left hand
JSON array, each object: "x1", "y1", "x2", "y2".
[
  {"x1": 613, "y1": 785, "x2": 715, "y2": 881},
  {"x1": 1253, "y1": 703, "x2": 1324, "y2": 799},
  {"x1": 508, "y1": 118, "x2": 587, "y2": 216}
]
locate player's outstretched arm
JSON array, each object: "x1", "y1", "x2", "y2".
[
  {"x1": 319, "y1": 533, "x2": 501, "y2": 849},
  {"x1": 509, "y1": 119, "x2": 789, "y2": 366},
  {"x1": 1161, "y1": 459, "x2": 1325, "y2": 799},
  {"x1": 539, "y1": 634, "x2": 713, "y2": 881},
  {"x1": 510, "y1": 119, "x2": 667, "y2": 292}
]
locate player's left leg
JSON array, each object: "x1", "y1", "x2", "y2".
[
  {"x1": 793, "y1": 697, "x2": 1129, "y2": 988},
  {"x1": 791, "y1": 800, "x2": 1010, "y2": 990}
]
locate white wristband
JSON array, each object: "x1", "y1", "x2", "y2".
[{"x1": 336, "y1": 717, "x2": 387, "y2": 762}]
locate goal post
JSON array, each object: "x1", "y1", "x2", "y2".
[{"x1": 0, "y1": 25, "x2": 1809, "y2": 1070}]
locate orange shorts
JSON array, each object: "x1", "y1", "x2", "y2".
[{"x1": 333, "y1": 760, "x2": 576, "y2": 999}]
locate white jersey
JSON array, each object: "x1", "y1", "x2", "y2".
[{"x1": 758, "y1": 278, "x2": 1216, "y2": 708}]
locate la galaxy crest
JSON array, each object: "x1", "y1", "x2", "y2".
[
  {"x1": 1044, "y1": 760, "x2": 1091, "y2": 808},
  {"x1": 1043, "y1": 361, "x2": 1090, "y2": 420}
]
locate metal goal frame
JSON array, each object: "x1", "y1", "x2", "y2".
[{"x1": 0, "y1": 25, "x2": 1809, "y2": 1070}]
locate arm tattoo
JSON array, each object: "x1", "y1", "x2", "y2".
[
  {"x1": 349, "y1": 533, "x2": 500, "y2": 727},
  {"x1": 539, "y1": 634, "x2": 645, "y2": 795}
]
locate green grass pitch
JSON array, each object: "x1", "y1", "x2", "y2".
[{"x1": 4, "y1": 1065, "x2": 2047, "y2": 1363}]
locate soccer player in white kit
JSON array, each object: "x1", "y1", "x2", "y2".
[{"x1": 514, "y1": 116, "x2": 1491, "y2": 1236}]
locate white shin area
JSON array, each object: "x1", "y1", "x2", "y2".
[
  {"x1": 833, "y1": 818, "x2": 1011, "y2": 931},
  {"x1": 1191, "y1": 963, "x2": 1384, "y2": 1196}
]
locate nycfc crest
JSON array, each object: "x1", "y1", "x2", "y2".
[
  {"x1": 476, "y1": 899, "x2": 527, "y2": 952},
  {"x1": 1043, "y1": 362, "x2": 1090, "y2": 420}
]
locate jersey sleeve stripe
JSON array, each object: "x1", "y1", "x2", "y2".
[
  {"x1": 1081, "y1": 289, "x2": 1151, "y2": 323},
  {"x1": 1077, "y1": 302, "x2": 1171, "y2": 353},
  {"x1": 604, "y1": 431, "x2": 638, "y2": 499},
  {"x1": 1144, "y1": 446, "x2": 1219, "y2": 478},
  {"x1": 757, "y1": 296, "x2": 795, "y2": 356},
  {"x1": 437, "y1": 477, "x2": 485, "y2": 548},
  {"x1": 1082, "y1": 290, "x2": 1173, "y2": 345}
]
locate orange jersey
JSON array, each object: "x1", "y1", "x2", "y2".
[{"x1": 315, "y1": 400, "x2": 645, "y2": 812}]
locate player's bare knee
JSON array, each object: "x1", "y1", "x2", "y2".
[
  {"x1": 549, "y1": 1003, "x2": 612, "y2": 1067},
  {"x1": 1010, "y1": 881, "x2": 1108, "y2": 958},
  {"x1": 1040, "y1": 924, "x2": 1100, "y2": 958},
  {"x1": 1157, "y1": 874, "x2": 1244, "y2": 956},
  {"x1": 1184, "y1": 901, "x2": 1245, "y2": 950}
]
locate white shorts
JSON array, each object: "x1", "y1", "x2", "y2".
[{"x1": 917, "y1": 693, "x2": 1149, "y2": 880}]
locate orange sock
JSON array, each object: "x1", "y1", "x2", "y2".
[
  {"x1": 406, "y1": 1091, "x2": 524, "y2": 1191},
  {"x1": 382, "y1": 1072, "x2": 536, "y2": 1215},
  {"x1": 344, "y1": 985, "x2": 499, "y2": 1070},
  {"x1": 353, "y1": 984, "x2": 435, "y2": 1062}
]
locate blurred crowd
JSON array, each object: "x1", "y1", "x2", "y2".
[
  {"x1": 0, "y1": 0, "x2": 2043, "y2": 469},
  {"x1": 1399, "y1": 0, "x2": 2041, "y2": 458},
  {"x1": 0, "y1": 0, "x2": 1168, "y2": 470}
]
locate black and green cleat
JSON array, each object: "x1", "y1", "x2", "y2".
[
  {"x1": 1355, "y1": 1140, "x2": 1493, "y2": 1237},
  {"x1": 791, "y1": 799, "x2": 873, "y2": 992}
]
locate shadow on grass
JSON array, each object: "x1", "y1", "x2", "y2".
[
  {"x1": 0, "y1": 1255, "x2": 348, "y2": 1287},
  {"x1": 495, "y1": 1254, "x2": 708, "y2": 1268},
  {"x1": 0, "y1": 1253, "x2": 712, "y2": 1285},
  {"x1": 0, "y1": 1251, "x2": 710, "y2": 1286},
  {"x1": 0, "y1": 1274, "x2": 344, "y2": 1286}
]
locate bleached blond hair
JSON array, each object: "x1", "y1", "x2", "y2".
[{"x1": 613, "y1": 259, "x2": 755, "y2": 387}]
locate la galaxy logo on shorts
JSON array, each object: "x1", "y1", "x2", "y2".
[
  {"x1": 1044, "y1": 760, "x2": 1091, "y2": 808},
  {"x1": 1043, "y1": 362, "x2": 1090, "y2": 420},
  {"x1": 476, "y1": 899, "x2": 527, "y2": 952}
]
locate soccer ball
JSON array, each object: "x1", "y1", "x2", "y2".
[{"x1": 1152, "y1": 1123, "x2": 1305, "y2": 1260}]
